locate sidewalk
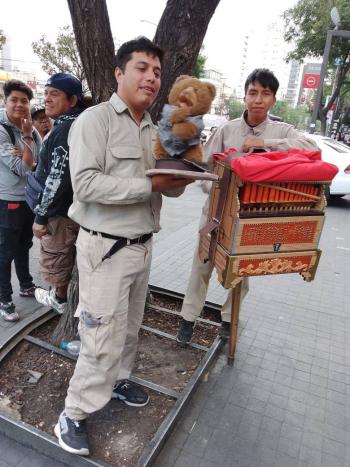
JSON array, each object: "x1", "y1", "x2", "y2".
[
  {"x1": 0, "y1": 236, "x2": 50, "y2": 362},
  {"x1": 155, "y1": 187, "x2": 350, "y2": 467},
  {"x1": 0, "y1": 183, "x2": 349, "y2": 467}
]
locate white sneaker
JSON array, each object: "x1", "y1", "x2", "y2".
[
  {"x1": 54, "y1": 411, "x2": 89, "y2": 456},
  {"x1": 34, "y1": 288, "x2": 67, "y2": 314},
  {"x1": 0, "y1": 301, "x2": 19, "y2": 322}
]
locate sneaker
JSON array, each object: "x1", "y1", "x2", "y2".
[
  {"x1": 176, "y1": 318, "x2": 194, "y2": 344},
  {"x1": 34, "y1": 288, "x2": 67, "y2": 314},
  {"x1": 112, "y1": 380, "x2": 150, "y2": 407},
  {"x1": 219, "y1": 321, "x2": 230, "y2": 340},
  {"x1": 19, "y1": 285, "x2": 37, "y2": 298},
  {"x1": 0, "y1": 301, "x2": 19, "y2": 322},
  {"x1": 54, "y1": 412, "x2": 89, "y2": 456}
]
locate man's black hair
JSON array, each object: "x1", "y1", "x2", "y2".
[
  {"x1": 114, "y1": 36, "x2": 164, "y2": 72},
  {"x1": 244, "y1": 68, "x2": 279, "y2": 96},
  {"x1": 4, "y1": 79, "x2": 33, "y2": 100}
]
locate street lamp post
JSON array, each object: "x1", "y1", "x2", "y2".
[{"x1": 309, "y1": 29, "x2": 350, "y2": 134}]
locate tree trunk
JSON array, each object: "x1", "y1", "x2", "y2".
[
  {"x1": 51, "y1": 262, "x2": 79, "y2": 346},
  {"x1": 150, "y1": 0, "x2": 221, "y2": 122},
  {"x1": 319, "y1": 109, "x2": 327, "y2": 136},
  {"x1": 319, "y1": 62, "x2": 350, "y2": 136},
  {"x1": 67, "y1": 0, "x2": 115, "y2": 103},
  {"x1": 68, "y1": 0, "x2": 221, "y2": 115}
]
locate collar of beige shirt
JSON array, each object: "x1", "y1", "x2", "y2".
[
  {"x1": 240, "y1": 110, "x2": 269, "y2": 136},
  {"x1": 109, "y1": 93, "x2": 155, "y2": 129}
]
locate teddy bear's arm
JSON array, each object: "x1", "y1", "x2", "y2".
[
  {"x1": 183, "y1": 145, "x2": 203, "y2": 162},
  {"x1": 172, "y1": 121, "x2": 198, "y2": 140},
  {"x1": 153, "y1": 135, "x2": 168, "y2": 159},
  {"x1": 170, "y1": 107, "x2": 192, "y2": 124}
]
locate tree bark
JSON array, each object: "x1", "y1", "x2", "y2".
[
  {"x1": 151, "y1": 0, "x2": 221, "y2": 122},
  {"x1": 67, "y1": 0, "x2": 115, "y2": 103}
]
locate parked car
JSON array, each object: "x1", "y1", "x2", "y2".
[
  {"x1": 307, "y1": 134, "x2": 350, "y2": 199},
  {"x1": 201, "y1": 114, "x2": 228, "y2": 144},
  {"x1": 200, "y1": 126, "x2": 218, "y2": 144}
]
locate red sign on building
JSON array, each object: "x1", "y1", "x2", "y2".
[
  {"x1": 27, "y1": 80, "x2": 37, "y2": 90},
  {"x1": 303, "y1": 74, "x2": 320, "y2": 89}
]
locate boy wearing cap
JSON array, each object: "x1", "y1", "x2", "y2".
[
  {"x1": 54, "y1": 37, "x2": 192, "y2": 456},
  {"x1": 32, "y1": 73, "x2": 86, "y2": 314},
  {"x1": 31, "y1": 104, "x2": 52, "y2": 139}
]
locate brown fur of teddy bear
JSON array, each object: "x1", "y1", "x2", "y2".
[{"x1": 154, "y1": 75, "x2": 216, "y2": 162}]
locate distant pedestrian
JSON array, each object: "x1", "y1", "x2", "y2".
[
  {"x1": 31, "y1": 104, "x2": 52, "y2": 139},
  {"x1": 344, "y1": 132, "x2": 350, "y2": 146},
  {"x1": 0, "y1": 80, "x2": 40, "y2": 322},
  {"x1": 335, "y1": 131, "x2": 343, "y2": 142}
]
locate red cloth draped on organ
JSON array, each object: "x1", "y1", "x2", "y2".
[{"x1": 213, "y1": 148, "x2": 339, "y2": 182}]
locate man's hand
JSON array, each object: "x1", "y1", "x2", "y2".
[
  {"x1": 33, "y1": 223, "x2": 49, "y2": 239},
  {"x1": 241, "y1": 137, "x2": 264, "y2": 152},
  {"x1": 151, "y1": 174, "x2": 194, "y2": 192},
  {"x1": 12, "y1": 147, "x2": 23, "y2": 158},
  {"x1": 21, "y1": 112, "x2": 33, "y2": 137}
]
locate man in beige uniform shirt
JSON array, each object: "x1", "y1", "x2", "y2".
[
  {"x1": 176, "y1": 68, "x2": 318, "y2": 344},
  {"x1": 54, "y1": 37, "x2": 192, "y2": 456}
]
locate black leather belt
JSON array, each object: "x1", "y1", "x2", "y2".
[{"x1": 81, "y1": 226, "x2": 153, "y2": 262}]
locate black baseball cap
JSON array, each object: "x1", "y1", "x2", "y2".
[
  {"x1": 45, "y1": 73, "x2": 83, "y2": 102},
  {"x1": 31, "y1": 104, "x2": 46, "y2": 119}
]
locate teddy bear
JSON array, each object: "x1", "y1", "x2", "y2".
[{"x1": 154, "y1": 75, "x2": 216, "y2": 162}]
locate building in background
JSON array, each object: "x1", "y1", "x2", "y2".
[
  {"x1": 285, "y1": 60, "x2": 303, "y2": 106},
  {"x1": 0, "y1": 32, "x2": 46, "y2": 105},
  {"x1": 203, "y1": 68, "x2": 232, "y2": 116},
  {"x1": 0, "y1": 70, "x2": 44, "y2": 105},
  {"x1": 0, "y1": 34, "x2": 12, "y2": 72},
  {"x1": 233, "y1": 21, "x2": 293, "y2": 101}
]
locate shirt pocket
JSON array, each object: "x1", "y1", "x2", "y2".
[{"x1": 108, "y1": 145, "x2": 144, "y2": 178}]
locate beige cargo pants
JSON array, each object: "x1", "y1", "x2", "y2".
[
  {"x1": 180, "y1": 238, "x2": 249, "y2": 323},
  {"x1": 65, "y1": 228, "x2": 152, "y2": 420}
]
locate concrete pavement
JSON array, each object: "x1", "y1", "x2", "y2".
[
  {"x1": 155, "y1": 186, "x2": 350, "y2": 467},
  {"x1": 0, "y1": 182, "x2": 349, "y2": 466}
]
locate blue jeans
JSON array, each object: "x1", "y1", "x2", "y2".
[{"x1": 0, "y1": 200, "x2": 34, "y2": 302}]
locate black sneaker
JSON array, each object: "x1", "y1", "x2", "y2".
[
  {"x1": 54, "y1": 412, "x2": 89, "y2": 456},
  {"x1": 112, "y1": 380, "x2": 150, "y2": 407},
  {"x1": 0, "y1": 301, "x2": 19, "y2": 322},
  {"x1": 176, "y1": 318, "x2": 194, "y2": 344},
  {"x1": 219, "y1": 321, "x2": 230, "y2": 340},
  {"x1": 19, "y1": 285, "x2": 37, "y2": 298}
]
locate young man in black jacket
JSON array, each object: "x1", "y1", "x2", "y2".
[{"x1": 32, "y1": 73, "x2": 86, "y2": 314}]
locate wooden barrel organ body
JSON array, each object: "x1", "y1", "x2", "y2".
[{"x1": 199, "y1": 159, "x2": 328, "y2": 288}]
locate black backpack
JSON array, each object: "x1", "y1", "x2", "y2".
[{"x1": 0, "y1": 122, "x2": 39, "y2": 145}]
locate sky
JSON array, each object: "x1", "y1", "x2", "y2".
[{"x1": 1, "y1": 0, "x2": 297, "y2": 88}]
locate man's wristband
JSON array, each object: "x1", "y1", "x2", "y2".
[{"x1": 23, "y1": 136, "x2": 33, "y2": 141}]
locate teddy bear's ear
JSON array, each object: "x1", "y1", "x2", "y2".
[
  {"x1": 175, "y1": 75, "x2": 191, "y2": 83},
  {"x1": 206, "y1": 82, "x2": 217, "y2": 100}
]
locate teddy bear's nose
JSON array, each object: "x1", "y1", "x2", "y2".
[{"x1": 180, "y1": 86, "x2": 195, "y2": 97}]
